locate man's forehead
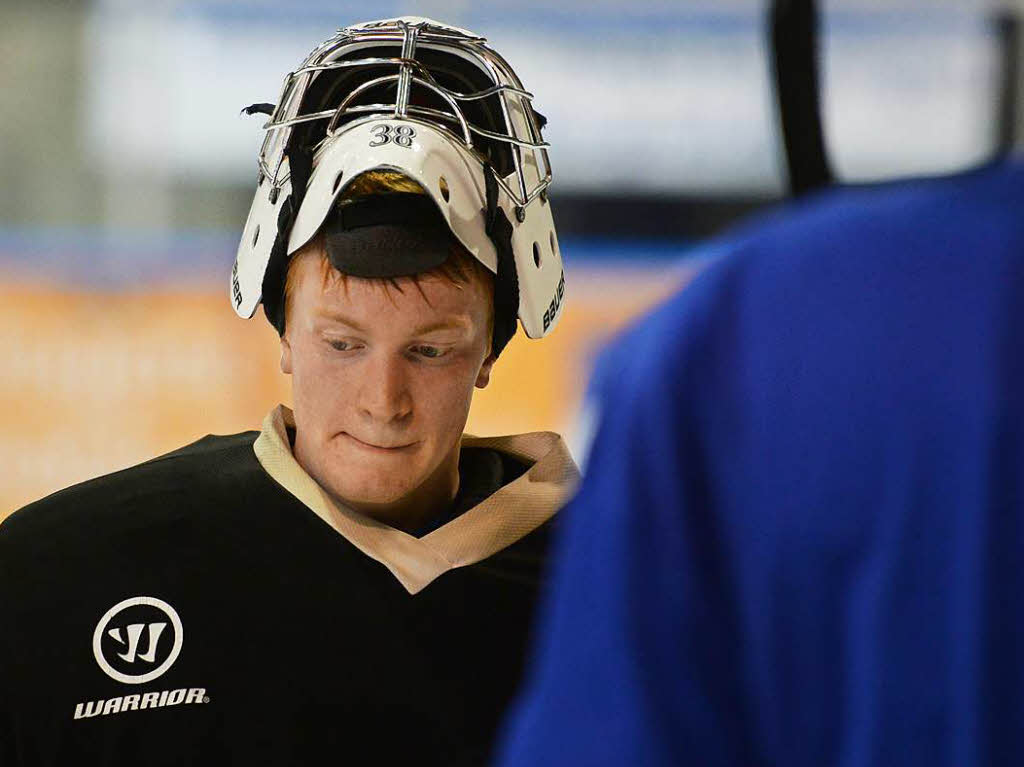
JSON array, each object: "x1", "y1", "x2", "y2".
[
  {"x1": 288, "y1": 247, "x2": 490, "y2": 329},
  {"x1": 310, "y1": 274, "x2": 480, "y2": 330}
]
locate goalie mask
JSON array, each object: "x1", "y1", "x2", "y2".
[{"x1": 231, "y1": 16, "x2": 565, "y2": 357}]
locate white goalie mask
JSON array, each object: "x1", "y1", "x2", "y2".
[{"x1": 231, "y1": 16, "x2": 565, "y2": 354}]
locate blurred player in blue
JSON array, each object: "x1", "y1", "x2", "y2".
[{"x1": 496, "y1": 153, "x2": 1024, "y2": 766}]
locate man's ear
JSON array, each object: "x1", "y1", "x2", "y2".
[
  {"x1": 280, "y1": 333, "x2": 293, "y2": 375},
  {"x1": 475, "y1": 353, "x2": 496, "y2": 389}
]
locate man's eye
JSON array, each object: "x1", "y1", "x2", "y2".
[
  {"x1": 412, "y1": 345, "x2": 447, "y2": 359},
  {"x1": 328, "y1": 340, "x2": 354, "y2": 352}
]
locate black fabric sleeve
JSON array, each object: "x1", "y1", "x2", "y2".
[
  {"x1": 0, "y1": 706, "x2": 14, "y2": 766},
  {"x1": 0, "y1": 523, "x2": 21, "y2": 766},
  {"x1": 0, "y1": 576, "x2": 16, "y2": 764}
]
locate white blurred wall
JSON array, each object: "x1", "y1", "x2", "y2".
[{"x1": 82, "y1": 0, "x2": 1003, "y2": 200}]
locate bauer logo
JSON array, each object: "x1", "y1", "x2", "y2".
[
  {"x1": 542, "y1": 270, "x2": 566, "y2": 332},
  {"x1": 92, "y1": 597, "x2": 184, "y2": 685},
  {"x1": 231, "y1": 261, "x2": 243, "y2": 308}
]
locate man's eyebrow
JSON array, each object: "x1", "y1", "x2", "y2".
[
  {"x1": 316, "y1": 311, "x2": 368, "y2": 332},
  {"x1": 411, "y1": 317, "x2": 472, "y2": 335}
]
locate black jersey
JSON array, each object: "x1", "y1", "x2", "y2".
[{"x1": 0, "y1": 406, "x2": 578, "y2": 766}]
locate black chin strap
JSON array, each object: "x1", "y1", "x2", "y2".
[
  {"x1": 261, "y1": 144, "x2": 313, "y2": 335},
  {"x1": 483, "y1": 163, "x2": 520, "y2": 359}
]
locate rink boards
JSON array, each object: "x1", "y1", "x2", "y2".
[{"x1": 1, "y1": 242, "x2": 705, "y2": 517}]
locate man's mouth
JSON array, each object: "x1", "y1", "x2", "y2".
[{"x1": 341, "y1": 433, "x2": 417, "y2": 452}]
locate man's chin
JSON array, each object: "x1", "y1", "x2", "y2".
[{"x1": 326, "y1": 474, "x2": 417, "y2": 512}]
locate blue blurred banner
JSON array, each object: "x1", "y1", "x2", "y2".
[{"x1": 0, "y1": 227, "x2": 699, "y2": 288}]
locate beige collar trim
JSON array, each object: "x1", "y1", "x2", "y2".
[{"x1": 253, "y1": 405, "x2": 579, "y2": 595}]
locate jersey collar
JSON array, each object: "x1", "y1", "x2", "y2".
[{"x1": 253, "y1": 404, "x2": 578, "y2": 594}]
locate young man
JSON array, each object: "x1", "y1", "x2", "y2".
[{"x1": 0, "y1": 18, "x2": 576, "y2": 766}]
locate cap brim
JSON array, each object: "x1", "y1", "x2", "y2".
[{"x1": 324, "y1": 223, "x2": 452, "y2": 279}]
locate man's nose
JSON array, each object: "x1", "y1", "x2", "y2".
[{"x1": 357, "y1": 353, "x2": 413, "y2": 424}]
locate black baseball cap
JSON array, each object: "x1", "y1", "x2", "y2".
[{"x1": 322, "y1": 192, "x2": 457, "y2": 278}]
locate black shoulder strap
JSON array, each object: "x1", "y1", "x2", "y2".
[{"x1": 769, "y1": 0, "x2": 833, "y2": 197}]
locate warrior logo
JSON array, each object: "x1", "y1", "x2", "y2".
[
  {"x1": 74, "y1": 687, "x2": 209, "y2": 720},
  {"x1": 92, "y1": 597, "x2": 184, "y2": 685}
]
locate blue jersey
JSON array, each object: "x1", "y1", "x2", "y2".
[{"x1": 497, "y1": 160, "x2": 1024, "y2": 767}]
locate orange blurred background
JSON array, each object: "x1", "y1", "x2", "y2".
[{"x1": 1, "y1": 263, "x2": 700, "y2": 519}]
